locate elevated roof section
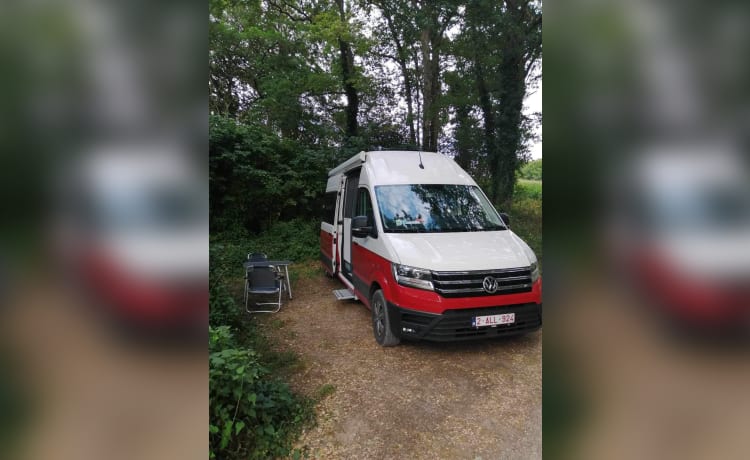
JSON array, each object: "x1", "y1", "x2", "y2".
[{"x1": 326, "y1": 151, "x2": 475, "y2": 191}]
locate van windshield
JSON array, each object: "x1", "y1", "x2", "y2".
[{"x1": 374, "y1": 184, "x2": 506, "y2": 233}]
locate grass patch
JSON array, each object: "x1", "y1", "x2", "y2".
[
  {"x1": 515, "y1": 179, "x2": 542, "y2": 200},
  {"x1": 315, "y1": 384, "x2": 336, "y2": 400},
  {"x1": 293, "y1": 261, "x2": 326, "y2": 280},
  {"x1": 248, "y1": 323, "x2": 305, "y2": 376}
]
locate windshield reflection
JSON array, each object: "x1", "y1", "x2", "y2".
[{"x1": 374, "y1": 184, "x2": 506, "y2": 233}]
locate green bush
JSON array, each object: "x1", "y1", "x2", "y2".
[
  {"x1": 209, "y1": 115, "x2": 333, "y2": 235},
  {"x1": 514, "y1": 179, "x2": 542, "y2": 201},
  {"x1": 209, "y1": 219, "x2": 319, "y2": 329},
  {"x1": 209, "y1": 267, "x2": 242, "y2": 330},
  {"x1": 209, "y1": 218, "x2": 319, "y2": 282},
  {"x1": 209, "y1": 233, "x2": 316, "y2": 459},
  {"x1": 508, "y1": 180, "x2": 543, "y2": 266},
  {"x1": 209, "y1": 326, "x2": 310, "y2": 459},
  {"x1": 518, "y1": 158, "x2": 542, "y2": 180},
  {"x1": 241, "y1": 219, "x2": 320, "y2": 262},
  {"x1": 209, "y1": 242, "x2": 248, "y2": 329}
]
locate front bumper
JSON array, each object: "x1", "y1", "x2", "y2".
[{"x1": 387, "y1": 302, "x2": 542, "y2": 342}]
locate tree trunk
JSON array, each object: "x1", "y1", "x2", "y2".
[
  {"x1": 383, "y1": 11, "x2": 416, "y2": 146},
  {"x1": 492, "y1": 0, "x2": 526, "y2": 205},
  {"x1": 403, "y1": 64, "x2": 416, "y2": 147},
  {"x1": 475, "y1": 61, "x2": 499, "y2": 200},
  {"x1": 412, "y1": 52, "x2": 422, "y2": 149},
  {"x1": 454, "y1": 104, "x2": 472, "y2": 170},
  {"x1": 420, "y1": 29, "x2": 440, "y2": 152},
  {"x1": 336, "y1": 0, "x2": 359, "y2": 139}
]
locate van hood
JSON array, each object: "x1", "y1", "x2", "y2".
[{"x1": 384, "y1": 230, "x2": 533, "y2": 271}]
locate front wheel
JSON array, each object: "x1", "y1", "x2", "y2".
[{"x1": 371, "y1": 289, "x2": 400, "y2": 346}]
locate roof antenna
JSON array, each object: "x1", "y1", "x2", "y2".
[{"x1": 418, "y1": 151, "x2": 425, "y2": 169}]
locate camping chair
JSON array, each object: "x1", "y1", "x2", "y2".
[
  {"x1": 247, "y1": 252, "x2": 267, "y2": 262},
  {"x1": 244, "y1": 253, "x2": 286, "y2": 314}
]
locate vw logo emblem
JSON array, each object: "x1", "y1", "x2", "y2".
[{"x1": 483, "y1": 276, "x2": 498, "y2": 294}]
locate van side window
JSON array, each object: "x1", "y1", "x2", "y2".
[
  {"x1": 321, "y1": 191, "x2": 337, "y2": 224},
  {"x1": 344, "y1": 171, "x2": 360, "y2": 219},
  {"x1": 356, "y1": 188, "x2": 374, "y2": 221}
]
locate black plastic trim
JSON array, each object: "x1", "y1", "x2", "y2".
[
  {"x1": 320, "y1": 251, "x2": 332, "y2": 269},
  {"x1": 351, "y1": 273, "x2": 369, "y2": 301},
  {"x1": 387, "y1": 301, "x2": 542, "y2": 342}
]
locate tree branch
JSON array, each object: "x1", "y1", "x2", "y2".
[{"x1": 265, "y1": 0, "x2": 313, "y2": 23}]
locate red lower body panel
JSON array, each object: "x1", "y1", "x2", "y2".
[{"x1": 350, "y1": 242, "x2": 542, "y2": 314}]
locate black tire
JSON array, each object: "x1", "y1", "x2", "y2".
[{"x1": 371, "y1": 289, "x2": 400, "y2": 346}]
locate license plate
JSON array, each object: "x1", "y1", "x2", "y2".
[{"x1": 472, "y1": 313, "x2": 515, "y2": 328}]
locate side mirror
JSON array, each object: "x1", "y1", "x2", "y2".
[
  {"x1": 352, "y1": 215, "x2": 376, "y2": 238},
  {"x1": 499, "y1": 212, "x2": 510, "y2": 228}
]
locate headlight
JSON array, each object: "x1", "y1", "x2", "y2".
[
  {"x1": 530, "y1": 261, "x2": 540, "y2": 283},
  {"x1": 392, "y1": 263, "x2": 434, "y2": 291}
]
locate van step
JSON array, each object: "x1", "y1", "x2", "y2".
[{"x1": 333, "y1": 289, "x2": 356, "y2": 300}]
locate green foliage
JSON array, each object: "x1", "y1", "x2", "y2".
[
  {"x1": 210, "y1": 229, "x2": 316, "y2": 459},
  {"x1": 209, "y1": 0, "x2": 541, "y2": 236},
  {"x1": 515, "y1": 179, "x2": 543, "y2": 200},
  {"x1": 210, "y1": 115, "x2": 333, "y2": 234},
  {"x1": 446, "y1": 0, "x2": 542, "y2": 203},
  {"x1": 212, "y1": 217, "x2": 319, "y2": 270},
  {"x1": 209, "y1": 258, "x2": 243, "y2": 330},
  {"x1": 519, "y1": 159, "x2": 542, "y2": 180},
  {"x1": 241, "y1": 219, "x2": 320, "y2": 263},
  {"x1": 507, "y1": 179, "x2": 543, "y2": 266},
  {"x1": 209, "y1": 326, "x2": 312, "y2": 460},
  {"x1": 209, "y1": 219, "x2": 318, "y2": 332}
]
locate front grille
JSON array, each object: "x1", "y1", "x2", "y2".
[
  {"x1": 398, "y1": 303, "x2": 542, "y2": 342},
  {"x1": 431, "y1": 267, "x2": 533, "y2": 298}
]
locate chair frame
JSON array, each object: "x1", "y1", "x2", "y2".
[{"x1": 244, "y1": 253, "x2": 287, "y2": 314}]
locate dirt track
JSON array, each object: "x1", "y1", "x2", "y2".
[{"x1": 254, "y1": 264, "x2": 542, "y2": 460}]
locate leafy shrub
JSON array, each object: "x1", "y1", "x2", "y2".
[
  {"x1": 514, "y1": 179, "x2": 542, "y2": 200},
  {"x1": 519, "y1": 158, "x2": 542, "y2": 180},
  {"x1": 209, "y1": 115, "x2": 333, "y2": 235},
  {"x1": 209, "y1": 220, "x2": 319, "y2": 329},
  {"x1": 209, "y1": 243, "x2": 248, "y2": 329},
  {"x1": 209, "y1": 266, "x2": 242, "y2": 330},
  {"x1": 209, "y1": 218, "x2": 319, "y2": 293},
  {"x1": 209, "y1": 326, "x2": 310, "y2": 459},
  {"x1": 241, "y1": 219, "x2": 319, "y2": 262},
  {"x1": 508, "y1": 180, "x2": 543, "y2": 266}
]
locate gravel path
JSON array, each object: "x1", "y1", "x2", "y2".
[{"x1": 255, "y1": 264, "x2": 542, "y2": 460}]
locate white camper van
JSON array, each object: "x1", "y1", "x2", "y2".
[{"x1": 320, "y1": 151, "x2": 542, "y2": 346}]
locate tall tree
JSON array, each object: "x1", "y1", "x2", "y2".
[
  {"x1": 208, "y1": 0, "x2": 542, "y2": 232},
  {"x1": 336, "y1": 0, "x2": 360, "y2": 139},
  {"x1": 492, "y1": 0, "x2": 541, "y2": 204},
  {"x1": 368, "y1": 0, "x2": 458, "y2": 151},
  {"x1": 414, "y1": 0, "x2": 458, "y2": 152},
  {"x1": 451, "y1": 0, "x2": 542, "y2": 204},
  {"x1": 372, "y1": 0, "x2": 419, "y2": 146}
]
